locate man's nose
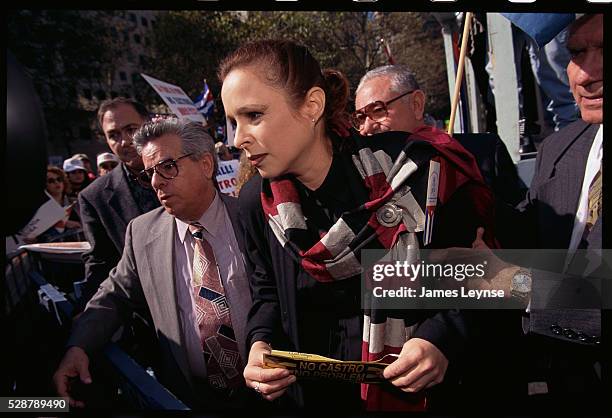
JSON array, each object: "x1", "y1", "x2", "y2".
[
  {"x1": 360, "y1": 117, "x2": 378, "y2": 136},
  {"x1": 150, "y1": 170, "x2": 165, "y2": 190}
]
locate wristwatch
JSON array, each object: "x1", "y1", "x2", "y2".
[{"x1": 510, "y1": 268, "x2": 532, "y2": 300}]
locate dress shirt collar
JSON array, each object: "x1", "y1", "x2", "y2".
[{"x1": 175, "y1": 190, "x2": 222, "y2": 243}]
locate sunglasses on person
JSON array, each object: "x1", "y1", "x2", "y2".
[
  {"x1": 47, "y1": 177, "x2": 62, "y2": 185},
  {"x1": 350, "y1": 89, "x2": 416, "y2": 130},
  {"x1": 99, "y1": 162, "x2": 118, "y2": 171},
  {"x1": 137, "y1": 153, "x2": 193, "y2": 184}
]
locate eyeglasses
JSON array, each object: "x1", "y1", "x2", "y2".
[
  {"x1": 350, "y1": 90, "x2": 416, "y2": 130},
  {"x1": 138, "y1": 153, "x2": 193, "y2": 184},
  {"x1": 47, "y1": 177, "x2": 62, "y2": 184}
]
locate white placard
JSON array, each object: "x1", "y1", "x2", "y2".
[
  {"x1": 141, "y1": 73, "x2": 205, "y2": 123},
  {"x1": 19, "y1": 191, "x2": 67, "y2": 240},
  {"x1": 216, "y1": 159, "x2": 240, "y2": 197}
]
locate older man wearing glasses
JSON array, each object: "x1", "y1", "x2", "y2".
[
  {"x1": 54, "y1": 119, "x2": 253, "y2": 410},
  {"x1": 353, "y1": 65, "x2": 426, "y2": 136}
]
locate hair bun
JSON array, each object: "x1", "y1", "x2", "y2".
[{"x1": 322, "y1": 69, "x2": 351, "y2": 138}]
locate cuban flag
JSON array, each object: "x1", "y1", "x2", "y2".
[{"x1": 194, "y1": 80, "x2": 215, "y2": 121}]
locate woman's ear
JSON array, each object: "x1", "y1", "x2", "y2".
[
  {"x1": 302, "y1": 86, "x2": 326, "y2": 123},
  {"x1": 411, "y1": 90, "x2": 426, "y2": 122}
]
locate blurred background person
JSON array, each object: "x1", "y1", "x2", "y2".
[
  {"x1": 38, "y1": 165, "x2": 82, "y2": 243},
  {"x1": 62, "y1": 157, "x2": 90, "y2": 203},
  {"x1": 215, "y1": 141, "x2": 235, "y2": 161},
  {"x1": 96, "y1": 152, "x2": 120, "y2": 176},
  {"x1": 72, "y1": 153, "x2": 97, "y2": 182}
]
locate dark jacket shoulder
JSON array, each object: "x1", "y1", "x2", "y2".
[
  {"x1": 238, "y1": 173, "x2": 264, "y2": 225},
  {"x1": 79, "y1": 165, "x2": 123, "y2": 200}
]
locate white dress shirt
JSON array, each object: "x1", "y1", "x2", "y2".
[
  {"x1": 565, "y1": 124, "x2": 603, "y2": 273},
  {"x1": 173, "y1": 191, "x2": 247, "y2": 379}
]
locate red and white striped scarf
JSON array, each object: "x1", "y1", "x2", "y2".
[{"x1": 260, "y1": 126, "x2": 495, "y2": 410}]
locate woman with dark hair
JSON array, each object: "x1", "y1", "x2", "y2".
[
  {"x1": 219, "y1": 40, "x2": 496, "y2": 411},
  {"x1": 39, "y1": 165, "x2": 82, "y2": 242}
]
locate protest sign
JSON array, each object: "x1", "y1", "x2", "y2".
[
  {"x1": 263, "y1": 350, "x2": 397, "y2": 384},
  {"x1": 216, "y1": 159, "x2": 240, "y2": 197},
  {"x1": 141, "y1": 73, "x2": 205, "y2": 123}
]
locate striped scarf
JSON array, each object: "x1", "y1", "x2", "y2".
[{"x1": 260, "y1": 126, "x2": 494, "y2": 410}]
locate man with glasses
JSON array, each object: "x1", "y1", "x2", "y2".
[
  {"x1": 353, "y1": 65, "x2": 426, "y2": 136},
  {"x1": 77, "y1": 98, "x2": 160, "y2": 304},
  {"x1": 54, "y1": 119, "x2": 253, "y2": 409}
]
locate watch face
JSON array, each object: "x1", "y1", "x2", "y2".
[{"x1": 512, "y1": 273, "x2": 531, "y2": 293}]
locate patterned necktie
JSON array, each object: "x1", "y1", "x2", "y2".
[
  {"x1": 189, "y1": 222, "x2": 243, "y2": 391},
  {"x1": 579, "y1": 166, "x2": 602, "y2": 249}
]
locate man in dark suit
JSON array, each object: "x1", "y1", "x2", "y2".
[
  {"x1": 79, "y1": 98, "x2": 160, "y2": 303},
  {"x1": 470, "y1": 13, "x2": 603, "y2": 411},
  {"x1": 53, "y1": 120, "x2": 253, "y2": 409}
]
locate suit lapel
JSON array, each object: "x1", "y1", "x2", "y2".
[
  {"x1": 538, "y1": 122, "x2": 598, "y2": 248},
  {"x1": 144, "y1": 212, "x2": 193, "y2": 387},
  {"x1": 218, "y1": 194, "x2": 251, "y2": 361},
  {"x1": 106, "y1": 167, "x2": 142, "y2": 230}
]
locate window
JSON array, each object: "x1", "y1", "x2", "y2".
[
  {"x1": 83, "y1": 89, "x2": 92, "y2": 100},
  {"x1": 95, "y1": 90, "x2": 107, "y2": 100},
  {"x1": 134, "y1": 34, "x2": 141, "y2": 44},
  {"x1": 139, "y1": 55, "x2": 146, "y2": 66},
  {"x1": 123, "y1": 31, "x2": 129, "y2": 41},
  {"x1": 141, "y1": 17, "x2": 148, "y2": 27},
  {"x1": 119, "y1": 71, "x2": 127, "y2": 81},
  {"x1": 129, "y1": 13, "x2": 136, "y2": 22},
  {"x1": 132, "y1": 73, "x2": 140, "y2": 84}
]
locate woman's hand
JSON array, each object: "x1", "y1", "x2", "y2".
[
  {"x1": 383, "y1": 338, "x2": 448, "y2": 392},
  {"x1": 243, "y1": 341, "x2": 296, "y2": 401},
  {"x1": 65, "y1": 220, "x2": 82, "y2": 229}
]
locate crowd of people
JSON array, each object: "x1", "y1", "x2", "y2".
[{"x1": 43, "y1": 13, "x2": 603, "y2": 413}]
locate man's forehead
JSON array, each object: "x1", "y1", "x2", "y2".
[
  {"x1": 142, "y1": 135, "x2": 182, "y2": 159},
  {"x1": 568, "y1": 14, "x2": 602, "y2": 44},
  {"x1": 357, "y1": 77, "x2": 395, "y2": 103},
  {"x1": 102, "y1": 106, "x2": 143, "y2": 129}
]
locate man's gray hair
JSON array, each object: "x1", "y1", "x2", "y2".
[
  {"x1": 357, "y1": 65, "x2": 421, "y2": 96},
  {"x1": 133, "y1": 118, "x2": 218, "y2": 178}
]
